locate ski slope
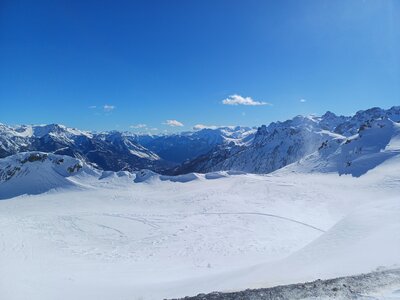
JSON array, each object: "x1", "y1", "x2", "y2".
[{"x1": 0, "y1": 155, "x2": 400, "y2": 299}]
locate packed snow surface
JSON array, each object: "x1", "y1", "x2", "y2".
[{"x1": 0, "y1": 154, "x2": 400, "y2": 299}]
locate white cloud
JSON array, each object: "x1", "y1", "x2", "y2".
[
  {"x1": 88, "y1": 105, "x2": 97, "y2": 109},
  {"x1": 103, "y1": 104, "x2": 115, "y2": 112},
  {"x1": 150, "y1": 128, "x2": 158, "y2": 131},
  {"x1": 300, "y1": 98, "x2": 307, "y2": 103},
  {"x1": 193, "y1": 124, "x2": 218, "y2": 130},
  {"x1": 164, "y1": 119, "x2": 184, "y2": 127},
  {"x1": 222, "y1": 94, "x2": 271, "y2": 106},
  {"x1": 130, "y1": 124, "x2": 147, "y2": 129}
]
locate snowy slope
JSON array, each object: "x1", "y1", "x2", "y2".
[
  {"x1": 0, "y1": 154, "x2": 400, "y2": 299},
  {"x1": 215, "y1": 195, "x2": 400, "y2": 294},
  {"x1": 0, "y1": 152, "x2": 99, "y2": 199}
]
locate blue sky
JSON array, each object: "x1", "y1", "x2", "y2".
[{"x1": 1, "y1": 0, "x2": 399, "y2": 132}]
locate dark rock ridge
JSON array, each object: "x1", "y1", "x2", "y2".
[{"x1": 169, "y1": 268, "x2": 400, "y2": 300}]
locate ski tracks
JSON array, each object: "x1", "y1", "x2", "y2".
[{"x1": 199, "y1": 212, "x2": 326, "y2": 232}]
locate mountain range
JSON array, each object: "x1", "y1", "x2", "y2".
[
  {"x1": 175, "y1": 106, "x2": 400, "y2": 175},
  {"x1": 1, "y1": 106, "x2": 399, "y2": 176}
]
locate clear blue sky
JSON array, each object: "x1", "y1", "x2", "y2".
[{"x1": 1, "y1": 0, "x2": 399, "y2": 132}]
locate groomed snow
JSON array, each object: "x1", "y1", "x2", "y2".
[{"x1": 0, "y1": 155, "x2": 400, "y2": 299}]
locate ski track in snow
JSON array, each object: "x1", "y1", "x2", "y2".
[{"x1": 199, "y1": 212, "x2": 326, "y2": 232}]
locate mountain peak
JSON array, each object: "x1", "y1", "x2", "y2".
[{"x1": 321, "y1": 111, "x2": 337, "y2": 118}]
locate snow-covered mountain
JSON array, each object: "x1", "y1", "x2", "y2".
[
  {"x1": 334, "y1": 106, "x2": 400, "y2": 136},
  {"x1": 284, "y1": 117, "x2": 400, "y2": 177},
  {"x1": 0, "y1": 123, "x2": 91, "y2": 156},
  {"x1": 2, "y1": 106, "x2": 400, "y2": 176},
  {"x1": 135, "y1": 126, "x2": 256, "y2": 164},
  {"x1": 0, "y1": 124, "x2": 171, "y2": 172},
  {"x1": 0, "y1": 152, "x2": 99, "y2": 199},
  {"x1": 175, "y1": 113, "x2": 348, "y2": 174},
  {"x1": 177, "y1": 106, "x2": 400, "y2": 176},
  {"x1": 0, "y1": 124, "x2": 255, "y2": 173}
]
